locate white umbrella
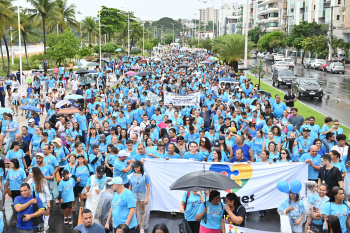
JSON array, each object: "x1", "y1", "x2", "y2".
[
  {"x1": 153, "y1": 58, "x2": 162, "y2": 62},
  {"x1": 55, "y1": 100, "x2": 72, "y2": 108}
]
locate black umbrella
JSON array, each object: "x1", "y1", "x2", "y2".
[
  {"x1": 169, "y1": 169, "x2": 241, "y2": 191},
  {"x1": 75, "y1": 69, "x2": 89, "y2": 75},
  {"x1": 178, "y1": 64, "x2": 189, "y2": 69},
  {"x1": 136, "y1": 71, "x2": 151, "y2": 77}
]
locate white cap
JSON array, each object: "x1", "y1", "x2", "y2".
[
  {"x1": 28, "y1": 119, "x2": 35, "y2": 123},
  {"x1": 118, "y1": 150, "x2": 129, "y2": 157}
]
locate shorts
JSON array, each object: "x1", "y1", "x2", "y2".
[
  {"x1": 0, "y1": 131, "x2": 7, "y2": 136},
  {"x1": 286, "y1": 107, "x2": 292, "y2": 112},
  {"x1": 12, "y1": 100, "x2": 19, "y2": 106},
  {"x1": 70, "y1": 69, "x2": 73, "y2": 73},
  {"x1": 16, "y1": 229, "x2": 36, "y2": 233},
  {"x1": 61, "y1": 201, "x2": 72, "y2": 209},
  {"x1": 74, "y1": 186, "x2": 84, "y2": 197},
  {"x1": 133, "y1": 192, "x2": 146, "y2": 201},
  {"x1": 6, "y1": 85, "x2": 11, "y2": 90},
  {"x1": 11, "y1": 190, "x2": 21, "y2": 201},
  {"x1": 40, "y1": 104, "x2": 44, "y2": 108},
  {"x1": 310, "y1": 223, "x2": 323, "y2": 233},
  {"x1": 199, "y1": 225, "x2": 220, "y2": 233}
]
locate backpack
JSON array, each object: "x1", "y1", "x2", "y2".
[{"x1": 183, "y1": 191, "x2": 190, "y2": 211}]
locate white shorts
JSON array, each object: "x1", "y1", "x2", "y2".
[{"x1": 133, "y1": 192, "x2": 146, "y2": 201}]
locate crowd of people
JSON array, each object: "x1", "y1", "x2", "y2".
[{"x1": 0, "y1": 45, "x2": 349, "y2": 233}]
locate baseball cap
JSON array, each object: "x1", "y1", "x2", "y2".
[
  {"x1": 118, "y1": 150, "x2": 129, "y2": 157},
  {"x1": 140, "y1": 102, "x2": 145, "y2": 106},
  {"x1": 209, "y1": 125, "x2": 215, "y2": 130},
  {"x1": 96, "y1": 165, "x2": 105, "y2": 175},
  {"x1": 61, "y1": 169, "x2": 70, "y2": 177},
  {"x1": 224, "y1": 117, "x2": 230, "y2": 121},
  {"x1": 77, "y1": 154, "x2": 85, "y2": 159},
  {"x1": 133, "y1": 161, "x2": 143, "y2": 167},
  {"x1": 28, "y1": 119, "x2": 35, "y2": 123},
  {"x1": 219, "y1": 135, "x2": 225, "y2": 140},
  {"x1": 251, "y1": 118, "x2": 256, "y2": 124},
  {"x1": 213, "y1": 141, "x2": 220, "y2": 147},
  {"x1": 107, "y1": 177, "x2": 123, "y2": 185},
  {"x1": 303, "y1": 127, "x2": 311, "y2": 132},
  {"x1": 35, "y1": 153, "x2": 44, "y2": 158}
]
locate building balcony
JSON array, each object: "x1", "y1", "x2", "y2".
[
  {"x1": 258, "y1": 7, "x2": 279, "y2": 15},
  {"x1": 266, "y1": 26, "x2": 280, "y2": 32},
  {"x1": 258, "y1": 0, "x2": 280, "y2": 7},
  {"x1": 258, "y1": 17, "x2": 279, "y2": 23}
]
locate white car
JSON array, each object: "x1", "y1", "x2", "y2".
[
  {"x1": 326, "y1": 62, "x2": 345, "y2": 74},
  {"x1": 310, "y1": 59, "x2": 326, "y2": 70},
  {"x1": 257, "y1": 52, "x2": 266, "y2": 58},
  {"x1": 274, "y1": 54, "x2": 284, "y2": 61},
  {"x1": 272, "y1": 61, "x2": 290, "y2": 72},
  {"x1": 281, "y1": 58, "x2": 295, "y2": 69}
]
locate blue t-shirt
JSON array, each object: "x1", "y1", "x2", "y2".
[
  {"x1": 113, "y1": 159, "x2": 129, "y2": 184},
  {"x1": 182, "y1": 192, "x2": 203, "y2": 221},
  {"x1": 86, "y1": 175, "x2": 107, "y2": 190},
  {"x1": 322, "y1": 202, "x2": 350, "y2": 233},
  {"x1": 300, "y1": 153, "x2": 321, "y2": 180},
  {"x1": 72, "y1": 164, "x2": 93, "y2": 187},
  {"x1": 183, "y1": 152, "x2": 204, "y2": 161},
  {"x1": 59, "y1": 177, "x2": 75, "y2": 203},
  {"x1": 14, "y1": 195, "x2": 44, "y2": 230},
  {"x1": 6, "y1": 149, "x2": 25, "y2": 169},
  {"x1": 129, "y1": 174, "x2": 149, "y2": 193},
  {"x1": 31, "y1": 164, "x2": 54, "y2": 180},
  {"x1": 111, "y1": 189, "x2": 137, "y2": 229},
  {"x1": 309, "y1": 194, "x2": 329, "y2": 225},
  {"x1": 6, "y1": 168, "x2": 27, "y2": 191},
  {"x1": 31, "y1": 155, "x2": 59, "y2": 170},
  {"x1": 164, "y1": 152, "x2": 181, "y2": 159},
  {"x1": 74, "y1": 223, "x2": 105, "y2": 233},
  {"x1": 197, "y1": 201, "x2": 224, "y2": 230}
]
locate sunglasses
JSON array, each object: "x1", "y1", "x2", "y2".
[{"x1": 281, "y1": 152, "x2": 287, "y2": 155}]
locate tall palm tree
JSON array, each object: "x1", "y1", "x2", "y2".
[
  {"x1": 48, "y1": 0, "x2": 77, "y2": 34},
  {"x1": 12, "y1": 12, "x2": 41, "y2": 69},
  {"x1": 213, "y1": 34, "x2": 253, "y2": 71},
  {"x1": 26, "y1": 0, "x2": 60, "y2": 56},
  {"x1": 81, "y1": 16, "x2": 97, "y2": 48},
  {"x1": 0, "y1": 0, "x2": 15, "y2": 74}
]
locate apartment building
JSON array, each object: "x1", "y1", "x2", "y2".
[
  {"x1": 237, "y1": 4, "x2": 249, "y2": 35},
  {"x1": 199, "y1": 7, "x2": 219, "y2": 25},
  {"x1": 219, "y1": 3, "x2": 239, "y2": 35}
]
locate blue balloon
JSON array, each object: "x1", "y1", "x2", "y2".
[
  {"x1": 287, "y1": 124, "x2": 294, "y2": 131},
  {"x1": 290, "y1": 180, "x2": 302, "y2": 194},
  {"x1": 277, "y1": 180, "x2": 290, "y2": 194}
]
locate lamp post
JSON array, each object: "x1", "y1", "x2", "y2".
[
  {"x1": 99, "y1": 5, "x2": 101, "y2": 67},
  {"x1": 77, "y1": 11, "x2": 83, "y2": 48},
  {"x1": 10, "y1": 26, "x2": 13, "y2": 65},
  {"x1": 171, "y1": 23, "x2": 175, "y2": 44},
  {"x1": 17, "y1": 1, "x2": 23, "y2": 89},
  {"x1": 244, "y1": 0, "x2": 249, "y2": 69},
  {"x1": 142, "y1": 23, "x2": 145, "y2": 56},
  {"x1": 325, "y1": 5, "x2": 339, "y2": 61},
  {"x1": 127, "y1": 11, "x2": 130, "y2": 56}
]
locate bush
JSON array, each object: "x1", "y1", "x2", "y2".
[{"x1": 130, "y1": 49, "x2": 141, "y2": 55}]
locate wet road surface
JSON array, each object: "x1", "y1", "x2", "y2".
[{"x1": 249, "y1": 60, "x2": 350, "y2": 127}]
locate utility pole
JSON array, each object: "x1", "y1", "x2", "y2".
[
  {"x1": 212, "y1": 0, "x2": 215, "y2": 38},
  {"x1": 142, "y1": 23, "x2": 145, "y2": 56},
  {"x1": 160, "y1": 25, "x2": 164, "y2": 44},
  {"x1": 221, "y1": 0, "x2": 224, "y2": 35},
  {"x1": 171, "y1": 23, "x2": 175, "y2": 44},
  {"x1": 128, "y1": 12, "x2": 130, "y2": 56},
  {"x1": 244, "y1": 0, "x2": 249, "y2": 69},
  {"x1": 328, "y1": 6, "x2": 334, "y2": 61},
  {"x1": 10, "y1": 26, "x2": 13, "y2": 65}
]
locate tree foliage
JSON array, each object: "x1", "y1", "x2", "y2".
[
  {"x1": 257, "y1": 31, "x2": 285, "y2": 52},
  {"x1": 248, "y1": 26, "x2": 260, "y2": 44},
  {"x1": 100, "y1": 6, "x2": 127, "y2": 42}
]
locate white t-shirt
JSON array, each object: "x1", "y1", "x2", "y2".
[
  {"x1": 72, "y1": 80, "x2": 79, "y2": 90},
  {"x1": 331, "y1": 145, "x2": 349, "y2": 160}
]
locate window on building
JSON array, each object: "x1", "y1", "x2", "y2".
[
  {"x1": 314, "y1": 5, "x2": 316, "y2": 9},
  {"x1": 337, "y1": 15, "x2": 340, "y2": 20},
  {"x1": 338, "y1": 0, "x2": 341, "y2": 4}
]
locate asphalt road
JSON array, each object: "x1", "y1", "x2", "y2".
[{"x1": 249, "y1": 59, "x2": 350, "y2": 127}]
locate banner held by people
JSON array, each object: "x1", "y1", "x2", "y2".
[
  {"x1": 225, "y1": 224, "x2": 280, "y2": 233},
  {"x1": 144, "y1": 159, "x2": 307, "y2": 212},
  {"x1": 164, "y1": 91, "x2": 200, "y2": 106}
]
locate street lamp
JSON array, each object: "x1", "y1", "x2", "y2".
[
  {"x1": 244, "y1": 0, "x2": 249, "y2": 69},
  {"x1": 77, "y1": 11, "x2": 83, "y2": 49},
  {"x1": 17, "y1": 1, "x2": 23, "y2": 89},
  {"x1": 142, "y1": 23, "x2": 145, "y2": 56},
  {"x1": 325, "y1": 4, "x2": 339, "y2": 60},
  {"x1": 171, "y1": 23, "x2": 175, "y2": 44}
]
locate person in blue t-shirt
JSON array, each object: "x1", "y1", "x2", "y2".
[
  {"x1": 59, "y1": 169, "x2": 75, "y2": 225},
  {"x1": 180, "y1": 191, "x2": 205, "y2": 233},
  {"x1": 113, "y1": 150, "x2": 135, "y2": 187},
  {"x1": 85, "y1": 165, "x2": 107, "y2": 197},
  {"x1": 6, "y1": 158, "x2": 27, "y2": 203},
  {"x1": 184, "y1": 142, "x2": 204, "y2": 162},
  {"x1": 14, "y1": 183, "x2": 45, "y2": 231},
  {"x1": 105, "y1": 177, "x2": 137, "y2": 232},
  {"x1": 299, "y1": 145, "x2": 321, "y2": 181}
]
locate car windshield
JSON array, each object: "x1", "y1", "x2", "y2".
[
  {"x1": 326, "y1": 61, "x2": 331, "y2": 64},
  {"x1": 334, "y1": 62, "x2": 344, "y2": 66},
  {"x1": 277, "y1": 62, "x2": 286, "y2": 65},
  {"x1": 278, "y1": 70, "x2": 294, "y2": 76},
  {"x1": 300, "y1": 79, "x2": 319, "y2": 85},
  {"x1": 283, "y1": 59, "x2": 293, "y2": 62}
]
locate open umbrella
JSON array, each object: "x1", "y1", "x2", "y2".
[
  {"x1": 178, "y1": 64, "x2": 189, "y2": 69},
  {"x1": 125, "y1": 71, "x2": 137, "y2": 76},
  {"x1": 136, "y1": 71, "x2": 151, "y2": 77},
  {"x1": 88, "y1": 70, "x2": 97, "y2": 73},
  {"x1": 177, "y1": 55, "x2": 184, "y2": 58},
  {"x1": 19, "y1": 105, "x2": 42, "y2": 113},
  {"x1": 58, "y1": 107, "x2": 80, "y2": 115},
  {"x1": 75, "y1": 69, "x2": 89, "y2": 75},
  {"x1": 64, "y1": 94, "x2": 84, "y2": 100},
  {"x1": 87, "y1": 62, "x2": 99, "y2": 67},
  {"x1": 200, "y1": 61, "x2": 211, "y2": 64},
  {"x1": 153, "y1": 58, "x2": 161, "y2": 62},
  {"x1": 0, "y1": 108, "x2": 13, "y2": 114},
  {"x1": 115, "y1": 48, "x2": 123, "y2": 52},
  {"x1": 169, "y1": 169, "x2": 241, "y2": 191},
  {"x1": 141, "y1": 59, "x2": 148, "y2": 63},
  {"x1": 56, "y1": 100, "x2": 72, "y2": 108},
  {"x1": 210, "y1": 57, "x2": 219, "y2": 61},
  {"x1": 32, "y1": 72, "x2": 42, "y2": 76},
  {"x1": 131, "y1": 67, "x2": 140, "y2": 70}
]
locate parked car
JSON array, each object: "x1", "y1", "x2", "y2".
[
  {"x1": 319, "y1": 61, "x2": 332, "y2": 72},
  {"x1": 281, "y1": 58, "x2": 295, "y2": 69},
  {"x1": 274, "y1": 54, "x2": 284, "y2": 61},
  {"x1": 250, "y1": 53, "x2": 257, "y2": 58},
  {"x1": 303, "y1": 59, "x2": 314, "y2": 69},
  {"x1": 333, "y1": 54, "x2": 347, "y2": 62},
  {"x1": 271, "y1": 61, "x2": 289, "y2": 72},
  {"x1": 264, "y1": 54, "x2": 274, "y2": 63},
  {"x1": 291, "y1": 77, "x2": 323, "y2": 99},
  {"x1": 326, "y1": 62, "x2": 345, "y2": 74},
  {"x1": 310, "y1": 59, "x2": 326, "y2": 70},
  {"x1": 272, "y1": 69, "x2": 296, "y2": 87},
  {"x1": 257, "y1": 52, "x2": 266, "y2": 58}
]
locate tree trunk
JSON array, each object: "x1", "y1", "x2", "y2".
[
  {"x1": 0, "y1": 38, "x2": 6, "y2": 73},
  {"x1": 3, "y1": 36, "x2": 11, "y2": 75},
  {"x1": 301, "y1": 51, "x2": 305, "y2": 64},
  {"x1": 89, "y1": 31, "x2": 92, "y2": 49},
  {"x1": 23, "y1": 32, "x2": 30, "y2": 70},
  {"x1": 230, "y1": 60, "x2": 238, "y2": 72},
  {"x1": 42, "y1": 15, "x2": 47, "y2": 56}
]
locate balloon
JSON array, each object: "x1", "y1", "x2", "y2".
[
  {"x1": 290, "y1": 180, "x2": 302, "y2": 194},
  {"x1": 277, "y1": 180, "x2": 290, "y2": 194},
  {"x1": 287, "y1": 124, "x2": 294, "y2": 131}
]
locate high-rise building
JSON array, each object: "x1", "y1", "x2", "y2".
[
  {"x1": 256, "y1": 0, "x2": 288, "y2": 33},
  {"x1": 219, "y1": 3, "x2": 239, "y2": 35},
  {"x1": 200, "y1": 7, "x2": 219, "y2": 25},
  {"x1": 237, "y1": 4, "x2": 249, "y2": 35}
]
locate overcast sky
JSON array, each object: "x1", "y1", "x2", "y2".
[{"x1": 18, "y1": 0, "x2": 245, "y2": 21}]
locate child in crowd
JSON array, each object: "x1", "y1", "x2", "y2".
[{"x1": 59, "y1": 169, "x2": 75, "y2": 225}]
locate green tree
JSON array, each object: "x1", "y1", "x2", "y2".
[
  {"x1": 213, "y1": 34, "x2": 253, "y2": 71},
  {"x1": 0, "y1": 0, "x2": 15, "y2": 74},
  {"x1": 164, "y1": 34, "x2": 173, "y2": 45},
  {"x1": 81, "y1": 16, "x2": 97, "y2": 48},
  {"x1": 77, "y1": 47, "x2": 91, "y2": 59},
  {"x1": 248, "y1": 26, "x2": 260, "y2": 44},
  {"x1": 300, "y1": 37, "x2": 314, "y2": 58},
  {"x1": 54, "y1": 0, "x2": 78, "y2": 33},
  {"x1": 27, "y1": 0, "x2": 60, "y2": 56},
  {"x1": 251, "y1": 58, "x2": 265, "y2": 88},
  {"x1": 257, "y1": 31, "x2": 285, "y2": 52},
  {"x1": 100, "y1": 6, "x2": 126, "y2": 42},
  {"x1": 46, "y1": 28, "x2": 80, "y2": 64},
  {"x1": 200, "y1": 39, "x2": 213, "y2": 51},
  {"x1": 313, "y1": 35, "x2": 328, "y2": 58}
]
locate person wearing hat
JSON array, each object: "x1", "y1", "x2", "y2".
[
  {"x1": 85, "y1": 165, "x2": 107, "y2": 197},
  {"x1": 52, "y1": 138, "x2": 70, "y2": 173},
  {"x1": 113, "y1": 150, "x2": 135, "y2": 188},
  {"x1": 105, "y1": 177, "x2": 137, "y2": 233},
  {"x1": 58, "y1": 169, "x2": 75, "y2": 225},
  {"x1": 27, "y1": 119, "x2": 37, "y2": 136},
  {"x1": 297, "y1": 127, "x2": 315, "y2": 154}
]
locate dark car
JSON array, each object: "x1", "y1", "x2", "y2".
[
  {"x1": 291, "y1": 77, "x2": 323, "y2": 99},
  {"x1": 272, "y1": 70, "x2": 296, "y2": 87},
  {"x1": 264, "y1": 54, "x2": 274, "y2": 63}
]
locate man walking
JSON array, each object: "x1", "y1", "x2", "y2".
[{"x1": 74, "y1": 208, "x2": 105, "y2": 233}]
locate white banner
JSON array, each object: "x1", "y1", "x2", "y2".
[
  {"x1": 164, "y1": 91, "x2": 200, "y2": 106},
  {"x1": 225, "y1": 224, "x2": 280, "y2": 233},
  {"x1": 144, "y1": 159, "x2": 307, "y2": 212}
]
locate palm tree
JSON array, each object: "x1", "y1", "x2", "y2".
[
  {"x1": 81, "y1": 16, "x2": 97, "y2": 48},
  {"x1": 0, "y1": 0, "x2": 15, "y2": 74},
  {"x1": 213, "y1": 34, "x2": 253, "y2": 71},
  {"x1": 11, "y1": 12, "x2": 41, "y2": 69},
  {"x1": 26, "y1": 0, "x2": 60, "y2": 56},
  {"x1": 49, "y1": 0, "x2": 77, "y2": 34}
]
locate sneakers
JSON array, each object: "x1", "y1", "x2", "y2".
[
  {"x1": 64, "y1": 217, "x2": 68, "y2": 225},
  {"x1": 68, "y1": 217, "x2": 73, "y2": 225}
]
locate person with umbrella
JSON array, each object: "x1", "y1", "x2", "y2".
[
  {"x1": 196, "y1": 191, "x2": 224, "y2": 233},
  {"x1": 180, "y1": 191, "x2": 205, "y2": 233}
]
